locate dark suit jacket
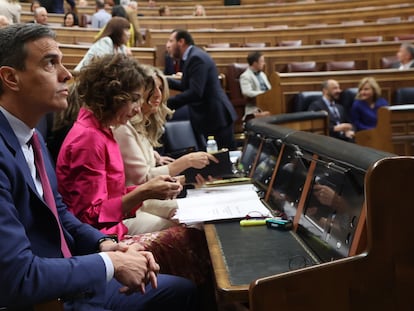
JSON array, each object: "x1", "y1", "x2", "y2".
[
  {"x1": 167, "y1": 46, "x2": 237, "y2": 134},
  {"x1": 390, "y1": 61, "x2": 414, "y2": 69},
  {"x1": 0, "y1": 112, "x2": 108, "y2": 309},
  {"x1": 308, "y1": 98, "x2": 352, "y2": 141}
]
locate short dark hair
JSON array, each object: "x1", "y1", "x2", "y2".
[
  {"x1": 172, "y1": 29, "x2": 195, "y2": 46},
  {"x1": 111, "y1": 4, "x2": 128, "y2": 18},
  {"x1": 402, "y1": 43, "x2": 414, "y2": 59},
  {"x1": 77, "y1": 54, "x2": 151, "y2": 125},
  {"x1": 0, "y1": 23, "x2": 55, "y2": 94},
  {"x1": 246, "y1": 51, "x2": 263, "y2": 66}
]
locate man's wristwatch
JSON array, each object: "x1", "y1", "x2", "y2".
[{"x1": 97, "y1": 235, "x2": 118, "y2": 249}]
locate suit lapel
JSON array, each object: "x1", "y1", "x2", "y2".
[{"x1": 0, "y1": 111, "x2": 43, "y2": 200}]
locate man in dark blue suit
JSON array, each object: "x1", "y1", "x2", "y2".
[
  {"x1": 166, "y1": 29, "x2": 237, "y2": 150},
  {"x1": 0, "y1": 23, "x2": 196, "y2": 310},
  {"x1": 308, "y1": 79, "x2": 355, "y2": 142}
]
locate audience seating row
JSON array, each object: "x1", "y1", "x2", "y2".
[
  {"x1": 59, "y1": 44, "x2": 156, "y2": 70},
  {"x1": 188, "y1": 41, "x2": 410, "y2": 74},
  {"x1": 132, "y1": 4, "x2": 414, "y2": 30},
  {"x1": 255, "y1": 69, "x2": 414, "y2": 115},
  {"x1": 20, "y1": 0, "x2": 409, "y2": 18},
  {"x1": 145, "y1": 20, "x2": 414, "y2": 47}
]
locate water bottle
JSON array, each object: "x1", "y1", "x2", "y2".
[{"x1": 206, "y1": 135, "x2": 218, "y2": 153}]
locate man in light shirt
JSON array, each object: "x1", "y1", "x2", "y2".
[
  {"x1": 391, "y1": 43, "x2": 414, "y2": 70},
  {"x1": 239, "y1": 51, "x2": 271, "y2": 120}
]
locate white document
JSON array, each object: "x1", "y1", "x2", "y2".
[{"x1": 174, "y1": 184, "x2": 271, "y2": 224}]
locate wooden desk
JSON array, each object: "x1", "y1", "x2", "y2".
[{"x1": 204, "y1": 222, "x2": 317, "y2": 304}]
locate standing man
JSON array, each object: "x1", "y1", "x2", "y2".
[
  {"x1": 308, "y1": 79, "x2": 354, "y2": 142},
  {"x1": 166, "y1": 29, "x2": 237, "y2": 150},
  {"x1": 0, "y1": 23, "x2": 196, "y2": 310},
  {"x1": 239, "y1": 51, "x2": 271, "y2": 120}
]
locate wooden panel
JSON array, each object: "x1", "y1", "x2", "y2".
[
  {"x1": 20, "y1": 0, "x2": 410, "y2": 17},
  {"x1": 146, "y1": 21, "x2": 414, "y2": 47},
  {"x1": 59, "y1": 44, "x2": 157, "y2": 70},
  {"x1": 135, "y1": 4, "x2": 414, "y2": 30},
  {"x1": 205, "y1": 41, "x2": 410, "y2": 76},
  {"x1": 355, "y1": 105, "x2": 414, "y2": 155}
]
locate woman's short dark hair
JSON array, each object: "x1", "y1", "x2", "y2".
[
  {"x1": 77, "y1": 54, "x2": 151, "y2": 125},
  {"x1": 63, "y1": 12, "x2": 79, "y2": 26}
]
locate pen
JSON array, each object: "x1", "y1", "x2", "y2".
[{"x1": 240, "y1": 219, "x2": 270, "y2": 226}]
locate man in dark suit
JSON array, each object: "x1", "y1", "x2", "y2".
[
  {"x1": 391, "y1": 43, "x2": 414, "y2": 70},
  {"x1": 0, "y1": 23, "x2": 196, "y2": 310},
  {"x1": 308, "y1": 79, "x2": 355, "y2": 142},
  {"x1": 166, "y1": 29, "x2": 238, "y2": 150}
]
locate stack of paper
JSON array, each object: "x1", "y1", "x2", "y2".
[{"x1": 174, "y1": 184, "x2": 271, "y2": 225}]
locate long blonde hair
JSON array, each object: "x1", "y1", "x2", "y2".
[{"x1": 130, "y1": 66, "x2": 174, "y2": 147}]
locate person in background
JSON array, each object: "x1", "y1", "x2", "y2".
[
  {"x1": 239, "y1": 51, "x2": 271, "y2": 120},
  {"x1": 159, "y1": 5, "x2": 171, "y2": 16},
  {"x1": 192, "y1": 4, "x2": 206, "y2": 16},
  {"x1": 391, "y1": 43, "x2": 414, "y2": 70},
  {"x1": 46, "y1": 0, "x2": 76, "y2": 14},
  {"x1": 0, "y1": 0, "x2": 20, "y2": 24},
  {"x1": 74, "y1": 16, "x2": 131, "y2": 72},
  {"x1": 63, "y1": 11, "x2": 79, "y2": 26},
  {"x1": 113, "y1": 66, "x2": 217, "y2": 232},
  {"x1": 112, "y1": 3, "x2": 143, "y2": 46},
  {"x1": 166, "y1": 29, "x2": 237, "y2": 150},
  {"x1": 350, "y1": 77, "x2": 389, "y2": 131},
  {"x1": 32, "y1": 6, "x2": 48, "y2": 25},
  {"x1": 0, "y1": 22, "x2": 196, "y2": 311},
  {"x1": 0, "y1": 15, "x2": 11, "y2": 27},
  {"x1": 30, "y1": 0, "x2": 41, "y2": 12},
  {"x1": 91, "y1": 0, "x2": 111, "y2": 28},
  {"x1": 308, "y1": 79, "x2": 355, "y2": 141}
]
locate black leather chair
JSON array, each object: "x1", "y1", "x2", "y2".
[
  {"x1": 392, "y1": 87, "x2": 414, "y2": 105},
  {"x1": 292, "y1": 91, "x2": 322, "y2": 112},
  {"x1": 162, "y1": 120, "x2": 202, "y2": 158},
  {"x1": 339, "y1": 87, "x2": 358, "y2": 121}
]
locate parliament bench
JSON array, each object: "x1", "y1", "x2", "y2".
[
  {"x1": 256, "y1": 69, "x2": 414, "y2": 115},
  {"x1": 20, "y1": 0, "x2": 409, "y2": 18},
  {"x1": 203, "y1": 41, "x2": 412, "y2": 78},
  {"x1": 354, "y1": 104, "x2": 414, "y2": 156},
  {"x1": 138, "y1": 3, "x2": 414, "y2": 30},
  {"x1": 206, "y1": 116, "x2": 403, "y2": 306},
  {"x1": 145, "y1": 20, "x2": 414, "y2": 48}
]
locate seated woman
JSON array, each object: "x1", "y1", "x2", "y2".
[
  {"x1": 63, "y1": 11, "x2": 79, "y2": 27},
  {"x1": 351, "y1": 77, "x2": 389, "y2": 131},
  {"x1": 113, "y1": 66, "x2": 217, "y2": 234},
  {"x1": 56, "y1": 54, "x2": 213, "y2": 289},
  {"x1": 74, "y1": 16, "x2": 131, "y2": 72}
]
